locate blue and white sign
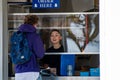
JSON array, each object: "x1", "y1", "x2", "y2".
[{"x1": 32, "y1": 0, "x2": 60, "y2": 8}]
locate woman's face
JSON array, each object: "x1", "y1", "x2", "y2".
[{"x1": 50, "y1": 31, "x2": 62, "y2": 44}]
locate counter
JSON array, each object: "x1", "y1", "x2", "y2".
[{"x1": 9, "y1": 76, "x2": 100, "y2": 80}]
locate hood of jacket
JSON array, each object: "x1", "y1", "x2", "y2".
[{"x1": 18, "y1": 24, "x2": 36, "y2": 32}]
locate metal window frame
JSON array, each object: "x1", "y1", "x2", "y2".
[{"x1": 0, "y1": 0, "x2": 8, "y2": 80}]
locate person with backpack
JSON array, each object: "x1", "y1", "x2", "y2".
[{"x1": 10, "y1": 15, "x2": 45, "y2": 80}]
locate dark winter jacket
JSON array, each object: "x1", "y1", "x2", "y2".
[{"x1": 15, "y1": 24, "x2": 45, "y2": 73}]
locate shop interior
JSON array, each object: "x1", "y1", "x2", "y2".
[
  {"x1": 8, "y1": 14, "x2": 100, "y2": 79},
  {"x1": 7, "y1": 0, "x2": 100, "y2": 80}
]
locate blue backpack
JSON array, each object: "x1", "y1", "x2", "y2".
[{"x1": 10, "y1": 31, "x2": 32, "y2": 64}]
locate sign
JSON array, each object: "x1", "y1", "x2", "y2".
[{"x1": 32, "y1": 0, "x2": 60, "y2": 8}]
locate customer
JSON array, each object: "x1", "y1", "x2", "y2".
[
  {"x1": 14, "y1": 15, "x2": 45, "y2": 80},
  {"x1": 42, "y1": 29, "x2": 64, "y2": 76}
]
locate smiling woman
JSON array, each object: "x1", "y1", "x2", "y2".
[
  {"x1": 41, "y1": 29, "x2": 64, "y2": 76},
  {"x1": 49, "y1": 29, "x2": 62, "y2": 49}
]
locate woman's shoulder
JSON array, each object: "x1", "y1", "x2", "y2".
[
  {"x1": 28, "y1": 32, "x2": 40, "y2": 38},
  {"x1": 46, "y1": 46, "x2": 54, "y2": 52},
  {"x1": 59, "y1": 45, "x2": 64, "y2": 52}
]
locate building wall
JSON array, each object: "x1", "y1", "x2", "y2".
[{"x1": 0, "y1": 0, "x2": 8, "y2": 80}]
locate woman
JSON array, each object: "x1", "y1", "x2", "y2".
[
  {"x1": 14, "y1": 15, "x2": 45, "y2": 80},
  {"x1": 42, "y1": 29, "x2": 64, "y2": 76},
  {"x1": 46, "y1": 29, "x2": 64, "y2": 52}
]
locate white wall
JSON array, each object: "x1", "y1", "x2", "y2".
[{"x1": 0, "y1": 0, "x2": 3, "y2": 79}]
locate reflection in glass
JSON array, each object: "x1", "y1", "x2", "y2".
[{"x1": 8, "y1": 14, "x2": 99, "y2": 53}]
